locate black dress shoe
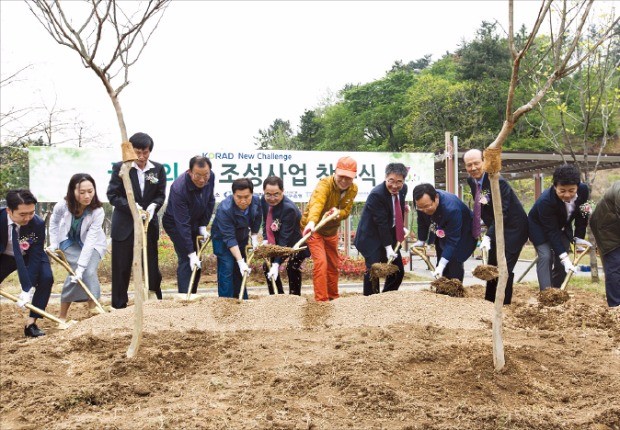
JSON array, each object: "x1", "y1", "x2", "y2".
[{"x1": 24, "y1": 323, "x2": 45, "y2": 338}]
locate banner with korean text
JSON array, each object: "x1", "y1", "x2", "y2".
[{"x1": 29, "y1": 147, "x2": 434, "y2": 202}]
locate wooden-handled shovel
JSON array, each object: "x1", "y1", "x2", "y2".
[
  {"x1": 293, "y1": 210, "x2": 340, "y2": 250},
  {"x1": 186, "y1": 235, "x2": 211, "y2": 301},
  {"x1": 410, "y1": 245, "x2": 435, "y2": 272},
  {"x1": 560, "y1": 244, "x2": 591, "y2": 291},
  {"x1": 369, "y1": 240, "x2": 405, "y2": 293},
  {"x1": 0, "y1": 289, "x2": 77, "y2": 330},
  {"x1": 45, "y1": 248, "x2": 107, "y2": 314},
  {"x1": 238, "y1": 243, "x2": 255, "y2": 301},
  {"x1": 140, "y1": 210, "x2": 150, "y2": 301}
]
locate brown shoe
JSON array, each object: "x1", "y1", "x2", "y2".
[{"x1": 24, "y1": 323, "x2": 45, "y2": 338}]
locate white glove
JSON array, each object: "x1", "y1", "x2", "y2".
[
  {"x1": 560, "y1": 256, "x2": 577, "y2": 274},
  {"x1": 385, "y1": 245, "x2": 398, "y2": 261},
  {"x1": 17, "y1": 288, "x2": 34, "y2": 308},
  {"x1": 267, "y1": 262, "x2": 280, "y2": 280},
  {"x1": 403, "y1": 228, "x2": 410, "y2": 238},
  {"x1": 47, "y1": 244, "x2": 58, "y2": 252},
  {"x1": 303, "y1": 221, "x2": 316, "y2": 236},
  {"x1": 146, "y1": 203, "x2": 157, "y2": 221},
  {"x1": 262, "y1": 239, "x2": 269, "y2": 246},
  {"x1": 574, "y1": 238, "x2": 592, "y2": 247},
  {"x1": 479, "y1": 235, "x2": 492, "y2": 252},
  {"x1": 70, "y1": 266, "x2": 85, "y2": 284},
  {"x1": 412, "y1": 240, "x2": 425, "y2": 248},
  {"x1": 328, "y1": 207, "x2": 340, "y2": 218},
  {"x1": 198, "y1": 226, "x2": 210, "y2": 244},
  {"x1": 237, "y1": 259, "x2": 251, "y2": 276},
  {"x1": 135, "y1": 203, "x2": 143, "y2": 211},
  {"x1": 432, "y1": 258, "x2": 448, "y2": 279},
  {"x1": 251, "y1": 234, "x2": 259, "y2": 249},
  {"x1": 188, "y1": 252, "x2": 201, "y2": 271}
]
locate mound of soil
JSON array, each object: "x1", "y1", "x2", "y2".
[{"x1": 1, "y1": 286, "x2": 619, "y2": 429}]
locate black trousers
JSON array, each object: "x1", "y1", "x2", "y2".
[
  {"x1": 483, "y1": 241, "x2": 521, "y2": 305},
  {"x1": 111, "y1": 226, "x2": 162, "y2": 309},
  {"x1": 0, "y1": 254, "x2": 54, "y2": 319},
  {"x1": 262, "y1": 252, "x2": 307, "y2": 296},
  {"x1": 362, "y1": 247, "x2": 405, "y2": 296},
  {"x1": 435, "y1": 242, "x2": 465, "y2": 281}
]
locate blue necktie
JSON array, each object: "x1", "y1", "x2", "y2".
[{"x1": 11, "y1": 224, "x2": 31, "y2": 291}]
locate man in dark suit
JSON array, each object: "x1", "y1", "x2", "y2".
[
  {"x1": 355, "y1": 163, "x2": 409, "y2": 296},
  {"x1": 413, "y1": 183, "x2": 476, "y2": 282},
  {"x1": 162, "y1": 156, "x2": 216, "y2": 294},
  {"x1": 106, "y1": 132, "x2": 167, "y2": 308},
  {"x1": 463, "y1": 149, "x2": 528, "y2": 304},
  {"x1": 528, "y1": 164, "x2": 591, "y2": 290},
  {"x1": 259, "y1": 176, "x2": 309, "y2": 295},
  {"x1": 0, "y1": 189, "x2": 54, "y2": 337}
]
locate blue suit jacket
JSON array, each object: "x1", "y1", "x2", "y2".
[
  {"x1": 528, "y1": 183, "x2": 589, "y2": 255},
  {"x1": 416, "y1": 190, "x2": 476, "y2": 263},
  {"x1": 0, "y1": 208, "x2": 50, "y2": 291},
  {"x1": 211, "y1": 195, "x2": 262, "y2": 249},
  {"x1": 354, "y1": 182, "x2": 408, "y2": 257},
  {"x1": 260, "y1": 195, "x2": 308, "y2": 264},
  {"x1": 467, "y1": 174, "x2": 528, "y2": 251}
]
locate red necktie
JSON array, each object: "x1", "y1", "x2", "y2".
[
  {"x1": 394, "y1": 194, "x2": 404, "y2": 243},
  {"x1": 473, "y1": 183, "x2": 482, "y2": 238},
  {"x1": 266, "y1": 206, "x2": 276, "y2": 244}
]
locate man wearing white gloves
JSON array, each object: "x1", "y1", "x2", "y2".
[
  {"x1": 163, "y1": 156, "x2": 216, "y2": 295},
  {"x1": 210, "y1": 178, "x2": 262, "y2": 299},
  {"x1": 1, "y1": 189, "x2": 53, "y2": 337},
  {"x1": 259, "y1": 176, "x2": 309, "y2": 295},
  {"x1": 107, "y1": 132, "x2": 167, "y2": 308},
  {"x1": 528, "y1": 164, "x2": 591, "y2": 290},
  {"x1": 354, "y1": 163, "x2": 410, "y2": 296},
  {"x1": 413, "y1": 183, "x2": 476, "y2": 282},
  {"x1": 464, "y1": 149, "x2": 528, "y2": 304}
]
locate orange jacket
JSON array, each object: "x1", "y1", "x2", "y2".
[{"x1": 300, "y1": 175, "x2": 358, "y2": 237}]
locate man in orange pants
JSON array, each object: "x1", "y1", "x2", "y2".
[{"x1": 301, "y1": 156, "x2": 358, "y2": 301}]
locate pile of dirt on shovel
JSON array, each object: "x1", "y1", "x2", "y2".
[
  {"x1": 538, "y1": 288, "x2": 570, "y2": 306},
  {"x1": 430, "y1": 277, "x2": 466, "y2": 297},
  {"x1": 369, "y1": 262, "x2": 399, "y2": 280},
  {"x1": 472, "y1": 264, "x2": 499, "y2": 281}
]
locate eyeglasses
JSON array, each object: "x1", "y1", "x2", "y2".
[
  {"x1": 191, "y1": 172, "x2": 210, "y2": 180},
  {"x1": 265, "y1": 192, "x2": 282, "y2": 199},
  {"x1": 386, "y1": 179, "x2": 404, "y2": 186}
]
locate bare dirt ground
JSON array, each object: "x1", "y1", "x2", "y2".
[{"x1": 1, "y1": 283, "x2": 619, "y2": 430}]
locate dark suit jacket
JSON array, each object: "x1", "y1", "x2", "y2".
[
  {"x1": 0, "y1": 208, "x2": 50, "y2": 290},
  {"x1": 467, "y1": 174, "x2": 528, "y2": 251},
  {"x1": 416, "y1": 190, "x2": 476, "y2": 263},
  {"x1": 528, "y1": 183, "x2": 589, "y2": 255},
  {"x1": 106, "y1": 161, "x2": 167, "y2": 241},
  {"x1": 354, "y1": 182, "x2": 408, "y2": 257},
  {"x1": 260, "y1": 195, "x2": 308, "y2": 264}
]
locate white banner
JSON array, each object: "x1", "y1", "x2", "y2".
[{"x1": 29, "y1": 147, "x2": 435, "y2": 203}]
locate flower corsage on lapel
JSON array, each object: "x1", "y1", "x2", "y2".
[
  {"x1": 271, "y1": 219, "x2": 281, "y2": 232},
  {"x1": 19, "y1": 233, "x2": 38, "y2": 251},
  {"x1": 579, "y1": 200, "x2": 596, "y2": 217},
  {"x1": 430, "y1": 221, "x2": 446, "y2": 239},
  {"x1": 479, "y1": 189, "x2": 490, "y2": 205},
  {"x1": 145, "y1": 172, "x2": 159, "y2": 184}
]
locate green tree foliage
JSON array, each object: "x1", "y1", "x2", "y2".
[
  {"x1": 254, "y1": 118, "x2": 294, "y2": 150},
  {"x1": 293, "y1": 109, "x2": 322, "y2": 150},
  {"x1": 0, "y1": 137, "x2": 45, "y2": 197}
]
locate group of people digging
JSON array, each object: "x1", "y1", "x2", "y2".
[{"x1": 1, "y1": 134, "x2": 618, "y2": 338}]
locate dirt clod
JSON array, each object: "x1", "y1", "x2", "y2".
[
  {"x1": 538, "y1": 288, "x2": 570, "y2": 306},
  {"x1": 430, "y1": 277, "x2": 466, "y2": 297},
  {"x1": 472, "y1": 264, "x2": 499, "y2": 281},
  {"x1": 369, "y1": 262, "x2": 399, "y2": 280}
]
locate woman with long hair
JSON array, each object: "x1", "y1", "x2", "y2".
[{"x1": 49, "y1": 173, "x2": 107, "y2": 319}]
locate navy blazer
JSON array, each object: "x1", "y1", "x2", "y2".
[
  {"x1": 416, "y1": 190, "x2": 476, "y2": 263},
  {"x1": 162, "y1": 171, "x2": 216, "y2": 256},
  {"x1": 106, "y1": 161, "x2": 167, "y2": 241},
  {"x1": 211, "y1": 194, "x2": 262, "y2": 249},
  {"x1": 260, "y1": 195, "x2": 308, "y2": 264},
  {"x1": 0, "y1": 208, "x2": 50, "y2": 291},
  {"x1": 528, "y1": 183, "x2": 589, "y2": 255},
  {"x1": 467, "y1": 174, "x2": 528, "y2": 251},
  {"x1": 354, "y1": 182, "x2": 408, "y2": 257}
]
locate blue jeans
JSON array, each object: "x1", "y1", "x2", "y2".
[{"x1": 212, "y1": 238, "x2": 247, "y2": 299}]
